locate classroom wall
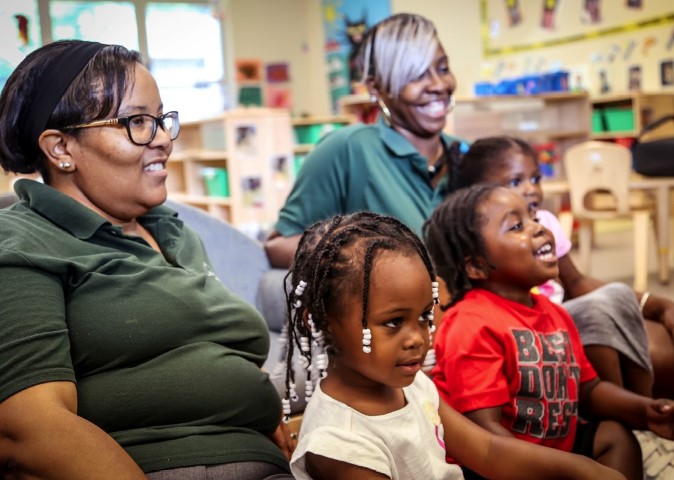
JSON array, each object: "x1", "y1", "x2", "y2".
[
  {"x1": 228, "y1": 0, "x2": 482, "y2": 117},
  {"x1": 227, "y1": 1, "x2": 673, "y2": 117}
]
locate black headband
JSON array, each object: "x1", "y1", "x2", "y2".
[{"x1": 20, "y1": 41, "x2": 107, "y2": 159}]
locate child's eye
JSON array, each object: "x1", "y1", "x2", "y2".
[
  {"x1": 508, "y1": 178, "x2": 521, "y2": 188},
  {"x1": 531, "y1": 175, "x2": 542, "y2": 185},
  {"x1": 508, "y1": 222, "x2": 523, "y2": 231},
  {"x1": 384, "y1": 318, "x2": 403, "y2": 328}
]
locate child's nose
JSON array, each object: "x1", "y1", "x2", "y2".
[{"x1": 403, "y1": 325, "x2": 426, "y2": 349}]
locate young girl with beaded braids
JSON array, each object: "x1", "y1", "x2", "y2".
[
  {"x1": 282, "y1": 210, "x2": 625, "y2": 480},
  {"x1": 424, "y1": 184, "x2": 674, "y2": 480}
]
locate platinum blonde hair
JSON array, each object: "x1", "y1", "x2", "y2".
[{"x1": 361, "y1": 13, "x2": 439, "y2": 99}]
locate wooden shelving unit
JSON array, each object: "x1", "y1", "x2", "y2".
[
  {"x1": 590, "y1": 92, "x2": 674, "y2": 141},
  {"x1": 453, "y1": 92, "x2": 591, "y2": 179},
  {"x1": 169, "y1": 108, "x2": 294, "y2": 232},
  {"x1": 291, "y1": 114, "x2": 355, "y2": 154}
]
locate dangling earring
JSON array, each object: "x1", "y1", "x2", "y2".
[
  {"x1": 57, "y1": 161, "x2": 71, "y2": 170},
  {"x1": 448, "y1": 95, "x2": 456, "y2": 113},
  {"x1": 375, "y1": 97, "x2": 392, "y2": 127}
]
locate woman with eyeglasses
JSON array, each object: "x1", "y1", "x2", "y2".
[
  {"x1": 0, "y1": 40, "x2": 293, "y2": 479},
  {"x1": 264, "y1": 13, "x2": 467, "y2": 269}
]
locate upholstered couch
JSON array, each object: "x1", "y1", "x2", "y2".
[{"x1": 0, "y1": 191, "x2": 303, "y2": 413}]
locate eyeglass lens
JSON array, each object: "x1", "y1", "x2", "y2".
[{"x1": 128, "y1": 112, "x2": 180, "y2": 144}]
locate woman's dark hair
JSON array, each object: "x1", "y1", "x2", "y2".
[
  {"x1": 453, "y1": 136, "x2": 539, "y2": 192},
  {"x1": 423, "y1": 183, "x2": 500, "y2": 309},
  {"x1": 0, "y1": 40, "x2": 141, "y2": 183},
  {"x1": 282, "y1": 211, "x2": 437, "y2": 407}
]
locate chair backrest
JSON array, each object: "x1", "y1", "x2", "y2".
[
  {"x1": 563, "y1": 141, "x2": 632, "y2": 219},
  {"x1": 0, "y1": 192, "x2": 19, "y2": 209}
]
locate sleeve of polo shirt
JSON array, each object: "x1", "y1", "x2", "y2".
[
  {"x1": 0, "y1": 264, "x2": 74, "y2": 403},
  {"x1": 275, "y1": 131, "x2": 350, "y2": 236}
]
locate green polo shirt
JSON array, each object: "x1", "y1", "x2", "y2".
[
  {"x1": 276, "y1": 118, "x2": 463, "y2": 237},
  {"x1": 0, "y1": 180, "x2": 289, "y2": 473}
]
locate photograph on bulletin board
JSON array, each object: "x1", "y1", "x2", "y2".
[
  {"x1": 235, "y1": 124, "x2": 258, "y2": 155},
  {"x1": 241, "y1": 176, "x2": 264, "y2": 208},
  {"x1": 320, "y1": 0, "x2": 391, "y2": 111},
  {"x1": 661, "y1": 60, "x2": 674, "y2": 87}
]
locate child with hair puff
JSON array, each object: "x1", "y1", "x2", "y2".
[
  {"x1": 282, "y1": 210, "x2": 625, "y2": 480},
  {"x1": 424, "y1": 184, "x2": 674, "y2": 480}
]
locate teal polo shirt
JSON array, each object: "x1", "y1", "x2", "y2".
[
  {"x1": 0, "y1": 180, "x2": 289, "y2": 473},
  {"x1": 277, "y1": 118, "x2": 464, "y2": 237}
]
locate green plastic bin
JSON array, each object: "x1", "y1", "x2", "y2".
[
  {"x1": 201, "y1": 167, "x2": 229, "y2": 197},
  {"x1": 591, "y1": 110, "x2": 604, "y2": 133},
  {"x1": 604, "y1": 108, "x2": 634, "y2": 132}
]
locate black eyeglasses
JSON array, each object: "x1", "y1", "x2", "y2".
[{"x1": 63, "y1": 111, "x2": 180, "y2": 146}]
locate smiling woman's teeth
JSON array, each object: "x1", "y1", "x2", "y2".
[
  {"x1": 418, "y1": 100, "x2": 446, "y2": 114},
  {"x1": 144, "y1": 163, "x2": 164, "y2": 172}
]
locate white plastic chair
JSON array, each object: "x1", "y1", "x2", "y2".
[{"x1": 563, "y1": 141, "x2": 655, "y2": 291}]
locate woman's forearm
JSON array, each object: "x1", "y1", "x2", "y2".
[{"x1": 0, "y1": 382, "x2": 147, "y2": 480}]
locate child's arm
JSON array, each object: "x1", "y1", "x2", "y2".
[
  {"x1": 305, "y1": 452, "x2": 389, "y2": 480},
  {"x1": 439, "y1": 400, "x2": 626, "y2": 480},
  {"x1": 558, "y1": 253, "x2": 674, "y2": 335},
  {"x1": 557, "y1": 254, "x2": 605, "y2": 299},
  {"x1": 581, "y1": 378, "x2": 674, "y2": 438}
]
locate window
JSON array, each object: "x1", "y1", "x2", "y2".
[
  {"x1": 0, "y1": 0, "x2": 40, "y2": 91},
  {"x1": 146, "y1": 3, "x2": 226, "y2": 121},
  {"x1": 50, "y1": 1, "x2": 138, "y2": 49},
  {"x1": 0, "y1": 0, "x2": 227, "y2": 121}
]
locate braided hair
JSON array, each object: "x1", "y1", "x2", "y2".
[
  {"x1": 282, "y1": 211, "x2": 438, "y2": 419},
  {"x1": 423, "y1": 183, "x2": 501, "y2": 309}
]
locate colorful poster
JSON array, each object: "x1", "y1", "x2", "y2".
[
  {"x1": 235, "y1": 59, "x2": 263, "y2": 83},
  {"x1": 320, "y1": 0, "x2": 391, "y2": 112}
]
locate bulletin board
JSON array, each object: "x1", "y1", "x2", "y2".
[
  {"x1": 483, "y1": 0, "x2": 674, "y2": 55},
  {"x1": 479, "y1": 0, "x2": 674, "y2": 95}
]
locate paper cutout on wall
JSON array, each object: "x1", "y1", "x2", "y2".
[
  {"x1": 505, "y1": 0, "x2": 522, "y2": 26},
  {"x1": 623, "y1": 39, "x2": 637, "y2": 60},
  {"x1": 628, "y1": 65, "x2": 641, "y2": 91},
  {"x1": 265, "y1": 85, "x2": 292, "y2": 109},
  {"x1": 582, "y1": 0, "x2": 601, "y2": 24},
  {"x1": 661, "y1": 60, "x2": 674, "y2": 86},
  {"x1": 238, "y1": 86, "x2": 263, "y2": 107},
  {"x1": 642, "y1": 36, "x2": 657, "y2": 55},
  {"x1": 266, "y1": 63, "x2": 290, "y2": 83},
  {"x1": 236, "y1": 59, "x2": 262, "y2": 83},
  {"x1": 541, "y1": 0, "x2": 559, "y2": 30}
]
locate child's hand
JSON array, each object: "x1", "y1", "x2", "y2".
[{"x1": 646, "y1": 399, "x2": 674, "y2": 439}]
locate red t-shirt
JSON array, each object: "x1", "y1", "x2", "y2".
[{"x1": 432, "y1": 289, "x2": 597, "y2": 453}]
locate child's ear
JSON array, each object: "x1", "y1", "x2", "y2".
[{"x1": 465, "y1": 256, "x2": 489, "y2": 281}]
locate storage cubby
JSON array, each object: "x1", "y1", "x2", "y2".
[
  {"x1": 590, "y1": 92, "x2": 674, "y2": 142},
  {"x1": 169, "y1": 108, "x2": 294, "y2": 234}
]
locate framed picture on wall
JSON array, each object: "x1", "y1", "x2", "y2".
[{"x1": 661, "y1": 60, "x2": 674, "y2": 87}]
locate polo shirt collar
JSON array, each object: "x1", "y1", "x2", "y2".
[{"x1": 14, "y1": 179, "x2": 178, "y2": 239}]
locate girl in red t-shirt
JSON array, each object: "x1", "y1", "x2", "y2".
[{"x1": 424, "y1": 183, "x2": 674, "y2": 480}]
